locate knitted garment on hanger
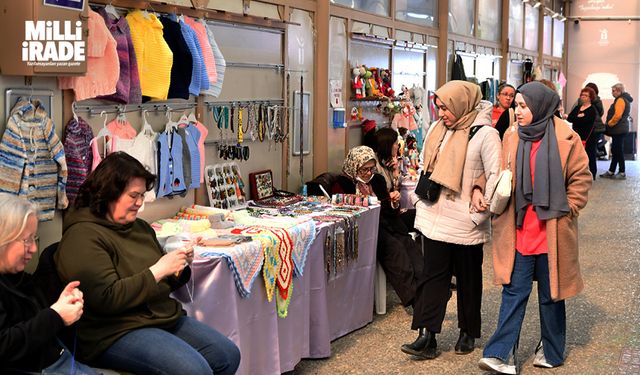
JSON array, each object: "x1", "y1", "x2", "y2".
[
  {"x1": 0, "y1": 99, "x2": 68, "y2": 221},
  {"x1": 58, "y1": 9, "x2": 119, "y2": 100},
  {"x1": 126, "y1": 10, "x2": 173, "y2": 100},
  {"x1": 173, "y1": 16, "x2": 209, "y2": 95},
  {"x1": 198, "y1": 240, "x2": 264, "y2": 298},
  {"x1": 97, "y1": 8, "x2": 142, "y2": 104},
  {"x1": 63, "y1": 117, "x2": 94, "y2": 205},
  {"x1": 159, "y1": 15, "x2": 193, "y2": 100},
  {"x1": 200, "y1": 19, "x2": 226, "y2": 97},
  {"x1": 183, "y1": 16, "x2": 217, "y2": 83}
]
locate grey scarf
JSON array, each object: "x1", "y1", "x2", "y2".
[{"x1": 515, "y1": 82, "x2": 570, "y2": 228}]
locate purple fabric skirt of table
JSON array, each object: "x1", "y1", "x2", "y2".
[{"x1": 173, "y1": 206, "x2": 380, "y2": 375}]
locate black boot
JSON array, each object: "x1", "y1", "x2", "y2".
[
  {"x1": 400, "y1": 328, "x2": 424, "y2": 354},
  {"x1": 454, "y1": 330, "x2": 475, "y2": 354},
  {"x1": 401, "y1": 330, "x2": 438, "y2": 360}
]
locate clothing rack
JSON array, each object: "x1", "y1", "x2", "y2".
[
  {"x1": 455, "y1": 50, "x2": 503, "y2": 59},
  {"x1": 73, "y1": 102, "x2": 197, "y2": 116},
  {"x1": 205, "y1": 99, "x2": 285, "y2": 107}
]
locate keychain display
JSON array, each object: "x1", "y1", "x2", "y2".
[{"x1": 205, "y1": 162, "x2": 246, "y2": 209}]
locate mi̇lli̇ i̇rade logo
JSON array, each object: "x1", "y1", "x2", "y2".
[{"x1": 22, "y1": 20, "x2": 85, "y2": 67}]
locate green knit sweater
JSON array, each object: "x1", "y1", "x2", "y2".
[{"x1": 55, "y1": 207, "x2": 188, "y2": 361}]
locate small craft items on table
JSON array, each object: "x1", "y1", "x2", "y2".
[{"x1": 248, "y1": 169, "x2": 303, "y2": 207}]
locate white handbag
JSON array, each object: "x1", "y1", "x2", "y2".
[{"x1": 489, "y1": 163, "x2": 512, "y2": 215}]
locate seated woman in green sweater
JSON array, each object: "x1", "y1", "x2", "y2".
[{"x1": 55, "y1": 152, "x2": 240, "y2": 375}]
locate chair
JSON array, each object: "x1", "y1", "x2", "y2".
[{"x1": 373, "y1": 231, "x2": 424, "y2": 315}]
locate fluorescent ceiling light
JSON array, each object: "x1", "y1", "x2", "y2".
[
  {"x1": 533, "y1": 1, "x2": 542, "y2": 8},
  {"x1": 407, "y1": 12, "x2": 429, "y2": 19}
]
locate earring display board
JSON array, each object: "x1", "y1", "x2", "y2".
[
  {"x1": 5, "y1": 88, "x2": 54, "y2": 118},
  {"x1": 205, "y1": 163, "x2": 247, "y2": 210},
  {"x1": 292, "y1": 91, "x2": 310, "y2": 155},
  {"x1": 249, "y1": 169, "x2": 275, "y2": 200}
]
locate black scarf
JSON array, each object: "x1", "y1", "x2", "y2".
[{"x1": 515, "y1": 82, "x2": 570, "y2": 228}]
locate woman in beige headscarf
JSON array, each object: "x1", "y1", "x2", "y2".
[{"x1": 401, "y1": 81, "x2": 502, "y2": 360}]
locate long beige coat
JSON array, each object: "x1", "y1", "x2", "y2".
[{"x1": 491, "y1": 117, "x2": 592, "y2": 301}]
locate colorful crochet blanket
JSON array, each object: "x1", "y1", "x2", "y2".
[
  {"x1": 289, "y1": 220, "x2": 316, "y2": 277},
  {"x1": 197, "y1": 239, "x2": 264, "y2": 298}
]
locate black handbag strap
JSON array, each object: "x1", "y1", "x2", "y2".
[{"x1": 468, "y1": 125, "x2": 482, "y2": 141}]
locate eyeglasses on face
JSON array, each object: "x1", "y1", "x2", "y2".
[
  {"x1": 500, "y1": 93, "x2": 515, "y2": 98},
  {"x1": 358, "y1": 166, "x2": 377, "y2": 175},
  {"x1": 19, "y1": 236, "x2": 38, "y2": 247}
]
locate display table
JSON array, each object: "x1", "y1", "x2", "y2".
[{"x1": 175, "y1": 206, "x2": 380, "y2": 375}]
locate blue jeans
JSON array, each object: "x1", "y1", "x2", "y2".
[
  {"x1": 42, "y1": 344, "x2": 99, "y2": 375},
  {"x1": 483, "y1": 252, "x2": 566, "y2": 366},
  {"x1": 94, "y1": 316, "x2": 240, "y2": 375}
]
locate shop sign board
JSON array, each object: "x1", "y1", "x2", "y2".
[
  {"x1": 0, "y1": 0, "x2": 88, "y2": 76},
  {"x1": 43, "y1": 0, "x2": 84, "y2": 11}
]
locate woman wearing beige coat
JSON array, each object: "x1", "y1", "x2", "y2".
[{"x1": 479, "y1": 82, "x2": 592, "y2": 374}]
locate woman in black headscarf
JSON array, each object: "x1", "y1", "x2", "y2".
[{"x1": 478, "y1": 82, "x2": 592, "y2": 374}]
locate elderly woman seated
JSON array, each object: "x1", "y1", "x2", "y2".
[{"x1": 0, "y1": 193, "x2": 97, "y2": 374}]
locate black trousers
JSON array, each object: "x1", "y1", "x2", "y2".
[
  {"x1": 377, "y1": 210, "x2": 423, "y2": 307},
  {"x1": 585, "y1": 136, "x2": 598, "y2": 179},
  {"x1": 608, "y1": 133, "x2": 626, "y2": 173},
  {"x1": 411, "y1": 237, "x2": 484, "y2": 338}
]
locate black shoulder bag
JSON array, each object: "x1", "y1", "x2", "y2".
[{"x1": 415, "y1": 125, "x2": 482, "y2": 202}]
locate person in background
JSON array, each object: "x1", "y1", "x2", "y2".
[
  {"x1": 570, "y1": 83, "x2": 606, "y2": 164},
  {"x1": 601, "y1": 83, "x2": 633, "y2": 180},
  {"x1": 567, "y1": 87, "x2": 598, "y2": 179},
  {"x1": 401, "y1": 80, "x2": 502, "y2": 360},
  {"x1": 538, "y1": 79, "x2": 565, "y2": 119},
  {"x1": 332, "y1": 145, "x2": 422, "y2": 308},
  {"x1": 55, "y1": 152, "x2": 240, "y2": 375},
  {"x1": 0, "y1": 193, "x2": 97, "y2": 375},
  {"x1": 478, "y1": 82, "x2": 591, "y2": 374},
  {"x1": 493, "y1": 83, "x2": 517, "y2": 139}
]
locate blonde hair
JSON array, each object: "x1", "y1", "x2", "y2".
[{"x1": 0, "y1": 193, "x2": 37, "y2": 249}]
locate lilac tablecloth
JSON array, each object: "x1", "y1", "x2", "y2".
[{"x1": 175, "y1": 206, "x2": 380, "y2": 375}]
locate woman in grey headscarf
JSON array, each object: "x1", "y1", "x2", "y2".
[{"x1": 479, "y1": 81, "x2": 592, "y2": 374}]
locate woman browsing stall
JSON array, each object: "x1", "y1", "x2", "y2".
[{"x1": 478, "y1": 82, "x2": 592, "y2": 374}]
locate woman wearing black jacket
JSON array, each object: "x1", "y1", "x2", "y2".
[
  {"x1": 0, "y1": 193, "x2": 97, "y2": 374},
  {"x1": 331, "y1": 145, "x2": 423, "y2": 307},
  {"x1": 567, "y1": 87, "x2": 598, "y2": 179}
]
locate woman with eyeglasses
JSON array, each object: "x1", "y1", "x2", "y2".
[
  {"x1": 401, "y1": 80, "x2": 501, "y2": 360},
  {"x1": 0, "y1": 193, "x2": 98, "y2": 374},
  {"x1": 493, "y1": 83, "x2": 517, "y2": 139},
  {"x1": 331, "y1": 145, "x2": 422, "y2": 308},
  {"x1": 55, "y1": 152, "x2": 240, "y2": 375}
]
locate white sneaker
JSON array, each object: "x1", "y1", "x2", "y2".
[
  {"x1": 532, "y1": 341, "x2": 555, "y2": 368},
  {"x1": 478, "y1": 357, "x2": 517, "y2": 374}
]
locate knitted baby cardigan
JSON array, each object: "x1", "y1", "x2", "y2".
[
  {"x1": 0, "y1": 99, "x2": 68, "y2": 221},
  {"x1": 126, "y1": 10, "x2": 173, "y2": 100}
]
